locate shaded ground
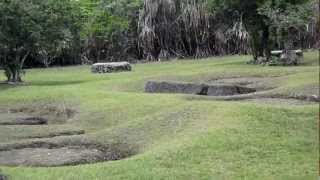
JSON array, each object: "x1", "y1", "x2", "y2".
[
  {"x1": 147, "y1": 76, "x2": 319, "y2": 105},
  {"x1": 0, "y1": 105, "x2": 136, "y2": 167},
  {"x1": 145, "y1": 81, "x2": 256, "y2": 96},
  {"x1": 8, "y1": 104, "x2": 76, "y2": 124},
  {"x1": 0, "y1": 116, "x2": 47, "y2": 125},
  {"x1": 208, "y1": 76, "x2": 279, "y2": 91},
  {"x1": 0, "y1": 147, "x2": 105, "y2": 167}
]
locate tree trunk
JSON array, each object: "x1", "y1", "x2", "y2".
[
  {"x1": 7, "y1": 52, "x2": 29, "y2": 83},
  {"x1": 262, "y1": 25, "x2": 271, "y2": 60}
]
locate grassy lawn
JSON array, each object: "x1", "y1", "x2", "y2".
[{"x1": 0, "y1": 51, "x2": 318, "y2": 179}]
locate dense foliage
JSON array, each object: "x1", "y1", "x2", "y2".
[
  {"x1": 79, "y1": 0, "x2": 143, "y2": 62},
  {"x1": 0, "y1": 0, "x2": 318, "y2": 82},
  {"x1": 138, "y1": 0, "x2": 318, "y2": 61},
  {"x1": 0, "y1": 0, "x2": 80, "y2": 82},
  {"x1": 138, "y1": 0, "x2": 251, "y2": 61}
]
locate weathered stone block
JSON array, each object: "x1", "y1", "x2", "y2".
[
  {"x1": 271, "y1": 49, "x2": 303, "y2": 65},
  {"x1": 91, "y1": 62, "x2": 132, "y2": 73}
]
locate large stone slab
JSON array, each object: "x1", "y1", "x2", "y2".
[
  {"x1": 91, "y1": 62, "x2": 132, "y2": 73},
  {"x1": 271, "y1": 49, "x2": 303, "y2": 56},
  {"x1": 145, "y1": 81, "x2": 256, "y2": 96},
  {"x1": 271, "y1": 49, "x2": 303, "y2": 65}
]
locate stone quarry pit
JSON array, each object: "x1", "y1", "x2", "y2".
[
  {"x1": 0, "y1": 140, "x2": 135, "y2": 167},
  {"x1": 145, "y1": 81, "x2": 256, "y2": 96},
  {"x1": 0, "y1": 105, "x2": 137, "y2": 167},
  {"x1": 144, "y1": 77, "x2": 319, "y2": 104},
  {"x1": 3, "y1": 104, "x2": 77, "y2": 125}
]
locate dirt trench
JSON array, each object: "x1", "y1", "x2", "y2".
[
  {"x1": 145, "y1": 77, "x2": 319, "y2": 104},
  {"x1": 0, "y1": 139, "x2": 135, "y2": 167},
  {"x1": 0, "y1": 105, "x2": 137, "y2": 167},
  {"x1": 145, "y1": 81, "x2": 256, "y2": 96}
]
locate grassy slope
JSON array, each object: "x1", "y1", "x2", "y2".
[{"x1": 0, "y1": 51, "x2": 319, "y2": 180}]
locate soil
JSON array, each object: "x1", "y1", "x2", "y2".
[
  {"x1": 0, "y1": 105, "x2": 136, "y2": 167},
  {"x1": 145, "y1": 81, "x2": 256, "y2": 96},
  {"x1": 0, "y1": 147, "x2": 106, "y2": 167},
  {"x1": 208, "y1": 76, "x2": 279, "y2": 91},
  {"x1": 0, "y1": 116, "x2": 48, "y2": 125},
  {"x1": 8, "y1": 105, "x2": 76, "y2": 124},
  {"x1": 0, "y1": 135, "x2": 136, "y2": 167},
  {"x1": 24, "y1": 130, "x2": 85, "y2": 139},
  {"x1": 175, "y1": 76, "x2": 319, "y2": 104}
]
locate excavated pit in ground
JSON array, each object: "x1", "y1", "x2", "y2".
[
  {"x1": 0, "y1": 104, "x2": 77, "y2": 126},
  {"x1": 7, "y1": 105, "x2": 76, "y2": 124},
  {"x1": 145, "y1": 81, "x2": 256, "y2": 96},
  {"x1": 0, "y1": 140, "x2": 136, "y2": 167},
  {"x1": 207, "y1": 76, "x2": 278, "y2": 91},
  {"x1": 23, "y1": 130, "x2": 86, "y2": 139},
  {"x1": 146, "y1": 78, "x2": 319, "y2": 104},
  {"x1": 0, "y1": 105, "x2": 137, "y2": 167},
  {"x1": 0, "y1": 116, "x2": 48, "y2": 126}
]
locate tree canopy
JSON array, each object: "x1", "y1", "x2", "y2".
[
  {"x1": 0, "y1": 0, "x2": 318, "y2": 82},
  {"x1": 0, "y1": 0, "x2": 80, "y2": 82}
]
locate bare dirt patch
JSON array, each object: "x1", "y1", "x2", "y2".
[
  {"x1": 0, "y1": 104, "x2": 137, "y2": 166},
  {"x1": 0, "y1": 104, "x2": 77, "y2": 126},
  {"x1": 0, "y1": 105, "x2": 135, "y2": 167},
  {"x1": 145, "y1": 81, "x2": 256, "y2": 96},
  {"x1": 208, "y1": 76, "x2": 279, "y2": 91},
  {"x1": 0, "y1": 116, "x2": 47, "y2": 126},
  {"x1": 0, "y1": 147, "x2": 105, "y2": 167},
  {"x1": 24, "y1": 129, "x2": 85, "y2": 139},
  {"x1": 175, "y1": 76, "x2": 319, "y2": 104},
  {"x1": 0, "y1": 137, "x2": 137, "y2": 167},
  {"x1": 8, "y1": 104, "x2": 76, "y2": 124}
]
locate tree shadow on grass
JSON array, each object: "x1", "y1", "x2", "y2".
[
  {"x1": 0, "y1": 82, "x2": 16, "y2": 92},
  {"x1": 0, "y1": 80, "x2": 86, "y2": 91},
  {"x1": 29, "y1": 80, "x2": 86, "y2": 87}
]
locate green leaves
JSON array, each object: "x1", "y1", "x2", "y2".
[
  {"x1": 0, "y1": 0, "x2": 81, "y2": 80},
  {"x1": 77, "y1": 0, "x2": 143, "y2": 61},
  {"x1": 258, "y1": 0, "x2": 313, "y2": 28},
  {"x1": 80, "y1": 0, "x2": 142, "y2": 39}
]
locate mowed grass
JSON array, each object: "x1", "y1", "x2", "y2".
[{"x1": 0, "y1": 51, "x2": 319, "y2": 179}]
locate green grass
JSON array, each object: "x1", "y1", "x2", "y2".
[{"x1": 0, "y1": 51, "x2": 319, "y2": 180}]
